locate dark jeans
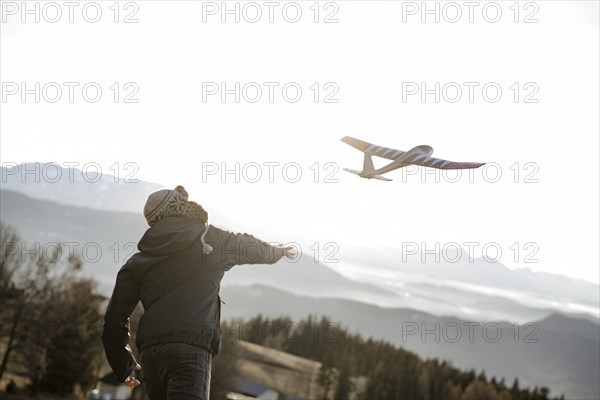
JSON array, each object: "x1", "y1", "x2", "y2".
[{"x1": 140, "y1": 342, "x2": 212, "y2": 400}]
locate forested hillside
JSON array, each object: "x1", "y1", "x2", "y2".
[{"x1": 222, "y1": 315, "x2": 560, "y2": 400}]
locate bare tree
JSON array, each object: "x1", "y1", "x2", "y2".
[
  {"x1": 0, "y1": 222, "x2": 103, "y2": 395},
  {"x1": 0, "y1": 223, "x2": 25, "y2": 383}
]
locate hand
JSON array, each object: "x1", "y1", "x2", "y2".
[
  {"x1": 123, "y1": 376, "x2": 141, "y2": 388},
  {"x1": 283, "y1": 246, "x2": 298, "y2": 260},
  {"x1": 123, "y1": 364, "x2": 141, "y2": 388}
]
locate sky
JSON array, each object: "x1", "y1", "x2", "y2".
[{"x1": 1, "y1": 1, "x2": 599, "y2": 283}]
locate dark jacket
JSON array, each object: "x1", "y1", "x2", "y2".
[{"x1": 101, "y1": 215, "x2": 285, "y2": 383}]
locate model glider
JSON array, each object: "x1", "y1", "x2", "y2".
[{"x1": 341, "y1": 136, "x2": 485, "y2": 181}]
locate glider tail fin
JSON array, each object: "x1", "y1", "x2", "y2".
[
  {"x1": 371, "y1": 174, "x2": 393, "y2": 182},
  {"x1": 343, "y1": 168, "x2": 393, "y2": 181},
  {"x1": 343, "y1": 168, "x2": 362, "y2": 176},
  {"x1": 363, "y1": 153, "x2": 375, "y2": 174}
]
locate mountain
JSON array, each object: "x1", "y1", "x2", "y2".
[
  {"x1": 1, "y1": 162, "x2": 164, "y2": 213},
  {"x1": 220, "y1": 284, "x2": 600, "y2": 400},
  {"x1": 0, "y1": 189, "x2": 149, "y2": 288},
  {"x1": 0, "y1": 189, "x2": 392, "y2": 302},
  {"x1": 337, "y1": 246, "x2": 600, "y2": 322},
  {"x1": 1, "y1": 187, "x2": 598, "y2": 324}
]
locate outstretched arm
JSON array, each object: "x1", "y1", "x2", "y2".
[
  {"x1": 212, "y1": 227, "x2": 296, "y2": 268},
  {"x1": 101, "y1": 267, "x2": 141, "y2": 384}
]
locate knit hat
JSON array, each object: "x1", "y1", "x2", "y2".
[
  {"x1": 144, "y1": 185, "x2": 189, "y2": 225},
  {"x1": 143, "y1": 185, "x2": 213, "y2": 254}
]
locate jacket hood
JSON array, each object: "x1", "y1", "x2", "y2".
[{"x1": 138, "y1": 215, "x2": 206, "y2": 256}]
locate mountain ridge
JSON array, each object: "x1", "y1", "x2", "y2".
[
  {"x1": 1, "y1": 188, "x2": 598, "y2": 324},
  {"x1": 221, "y1": 283, "x2": 600, "y2": 400}
]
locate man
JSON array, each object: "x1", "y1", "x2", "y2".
[{"x1": 101, "y1": 185, "x2": 296, "y2": 399}]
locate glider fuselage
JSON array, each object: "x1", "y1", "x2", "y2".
[{"x1": 362, "y1": 145, "x2": 433, "y2": 177}]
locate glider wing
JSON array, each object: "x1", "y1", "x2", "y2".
[
  {"x1": 341, "y1": 136, "x2": 406, "y2": 161},
  {"x1": 409, "y1": 155, "x2": 485, "y2": 169}
]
